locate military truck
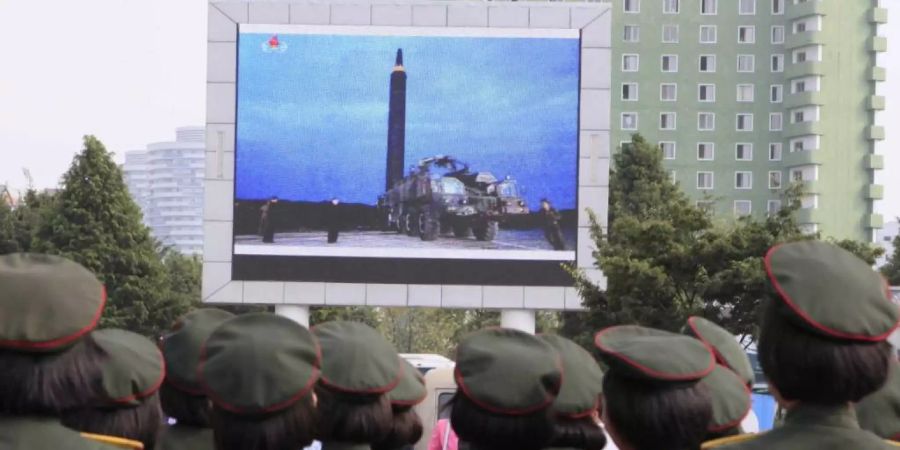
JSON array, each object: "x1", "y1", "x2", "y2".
[{"x1": 378, "y1": 155, "x2": 528, "y2": 242}]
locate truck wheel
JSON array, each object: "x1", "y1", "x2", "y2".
[
  {"x1": 396, "y1": 212, "x2": 406, "y2": 234},
  {"x1": 418, "y1": 208, "x2": 439, "y2": 241},
  {"x1": 452, "y1": 222, "x2": 471, "y2": 238},
  {"x1": 405, "y1": 210, "x2": 419, "y2": 237},
  {"x1": 474, "y1": 221, "x2": 498, "y2": 241}
]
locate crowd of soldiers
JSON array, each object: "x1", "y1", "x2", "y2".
[{"x1": 1, "y1": 239, "x2": 900, "y2": 450}]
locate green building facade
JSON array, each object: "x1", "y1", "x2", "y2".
[{"x1": 610, "y1": 0, "x2": 887, "y2": 241}]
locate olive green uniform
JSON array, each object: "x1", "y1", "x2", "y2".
[
  {"x1": 155, "y1": 426, "x2": 214, "y2": 450},
  {"x1": 0, "y1": 417, "x2": 117, "y2": 450}
]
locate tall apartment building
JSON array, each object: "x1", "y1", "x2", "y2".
[
  {"x1": 124, "y1": 127, "x2": 205, "y2": 255},
  {"x1": 611, "y1": 0, "x2": 887, "y2": 241}
]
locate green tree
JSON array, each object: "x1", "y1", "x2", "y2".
[
  {"x1": 0, "y1": 189, "x2": 57, "y2": 255},
  {"x1": 153, "y1": 249, "x2": 204, "y2": 332},
  {"x1": 883, "y1": 232, "x2": 900, "y2": 286},
  {"x1": 32, "y1": 136, "x2": 172, "y2": 336}
]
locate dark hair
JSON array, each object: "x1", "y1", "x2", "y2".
[
  {"x1": 315, "y1": 385, "x2": 393, "y2": 444},
  {"x1": 602, "y1": 373, "x2": 711, "y2": 450},
  {"x1": 211, "y1": 395, "x2": 318, "y2": 450},
  {"x1": 61, "y1": 394, "x2": 163, "y2": 450},
  {"x1": 159, "y1": 380, "x2": 211, "y2": 427},
  {"x1": 703, "y1": 425, "x2": 741, "y2": 442},
  {"x1": 0, "y1": 334, "x2": 107, "y2": 415},
  {"x1": 449, "y1": 393, "x2": 554, "y2": 450},
  {"x1": 758, "y1": 298, "x2": 892, "y2": 404},
  {"x1": 373, "y1": 406, "x2": 424, "y2": 450},
  {"x1": 548, "y1": 416, "x2": 607, "y2": 450}
]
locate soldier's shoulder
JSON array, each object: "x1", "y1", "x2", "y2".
[{"x1": 701, "y1": 433, "x2": 760, "y2": 449}]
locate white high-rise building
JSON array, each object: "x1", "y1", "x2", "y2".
[{"x1": 124, "y1": 126, "x2": 205, "y2": 255}]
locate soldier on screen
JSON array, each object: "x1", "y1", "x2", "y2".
[
  {"x1": 539, "y1": 198, "x2": 566, "y2": 251},
  {"x1": 259, "y1": 196, "x2": 278, "y2": 243},
  {"x1": 325, "y1": 198, "x2": 341, "y2": 244}
]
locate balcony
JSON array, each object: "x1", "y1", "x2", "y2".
[
  {"x1": 784, "y1": 121, "x2": 825, "y2": 138},
  {"x1": 784, "y1": 91, "x2": 825, "y2": 109},
  {"x1": 869, "y1": 36, "x2": 888, "y2": 53},
  {"x1": 784, "y1": 149, "x2": 823, "y2": 167},
  {"x1": 867, "y1": 95, "x2": 886, "y2": 111},
  {"x1": 870, "y1": 7, "x2": 888, "y2": 24},
  {"x1": 867, "y1": 126, "x2": 885, "y2": 141},
  {"x1": 800, "y1": 180, "x2": 821, "y2": 194},
  {"x1": 866, "y1": 184, "x2": 884, "y2": 200},
  {"x1": 870, "y1": 67, "x2": 887, "y2": 82},
  {"x1": 785, "y1": 61, "x2": 825, "y2": 80},
  {"x1": 788, "y1": 1, "x2": 826, "y2": 20},
  {"x1": 785, "y1": 31, "x2": 825, "y2": 50},
  {"x1": 796, "y1": 207, "x2": 823, "y2": 224},
  {"x1": 866, "y1": 214, "x2": 884, "y2": 229},
  {"x1": 865, "y1": 154, "x2": 884, "y2": 170}
]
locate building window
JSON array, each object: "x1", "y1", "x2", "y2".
[
  {"x1": 662, "y1": 24, "x2": 679, "y2": 43},
  {"x1": 697, "y1": 172, "x2": 714, "y2": 189},
  {"x1": 698, "y1": 84, "x2": 716, "y2": 102},
  {"x1": 663, "y1": 0, "x2": 679, "y2": 14},
  {"x1": 739, "y1": 0, "x2": 756, "y2": 15},
  {"x1": 738, "y1": 26, "x2": 756, "y2": 43},
  {"x1": 794, "y1": 80, "x2": 808, "y2": 93},
  {"x1": 697, "y1": 143, "x2": 715, "y2": 160},
  {"x1": 698, "y1": 112, "x2": 715, "y2": 131},
  {"x1": 795, "y1": 50, "x2": 807, "y2": 63},
  {"x1": 736, "y1": 113, "x2": 753, "y2": 131},
  {"x1": 734, "y1": 200, "x2": 752, "y2": 216},
  {"x1": 767, "y1": 200, "x2": 782, "y2": 216},
  {"x1": 737, "y1": 55, "x2": 755, "y2": 72},
  {"x1": 621, "y1": 113, "x2": 638, "y2": 130},
  {"x1": 770, "y1": 113, "x2": 783, "y2": 131},
  {"x1": 700, "y1": 25, "x2": 717, "y2": 43},
  {"x1": 623, "y1": 54, "x2": 639, "y2": 71},
  {"x1": 772, "y1": 0, "x2": 784, "y2": 14},
  {"x1": 769, "y1": 143, "x2": 783, "y2": 160},
  {"x1": 770, "y1": 85, "x2": 783, "y2": 103},
  {"x1": 660, "y1": 112, "x2": 677, "y2": 130},
  {"x1": 621, "y1": 83, "x2": 638, "y2": 101},
  {"x1": 792, "y1": 140, "x2": 804, "y2": 152},
  {"x1": 793, "y1": 110, "x2": 805, "y2": 123},
  {"x1": 623, "y1": 25, "x2": 640, "y2": 42},
  {"x1": 621, "y1": 141, "x2": 635, "y2": 152},
  {"x1": 624, "y1": 0, "x2": 640, "y2": 13},
  {"x1": 735, "y1": 172, "x2": 753, "y2": 189},
  {"x1": 661, "y1": 55, "x2": 678, "y2": 72},
  {"x1": 701, "y1": 0, "x2": 717, "y2": 15},
  {"x1": 660, "y1": 83, "x2": 677, "y2": 101},
  {"x1": 736, "y1": 143, "x2": 753, "y2": 161},
  {"x1": 699, "y1": 55, "x2": 717, "y2": 72},
  {"x1": 771, "y1": 54, "x2": 784, "y2": 72},
  {"x1": 790, "y1": 169, "x2": 804, "y2": 182},
  {"x1": 772, "y1": 26, "x2": 785, "y2": 44},
  {"x1": 660, "y1": 141, "x2": 676, "y2": 159},
  {"x1": 736, "y1": 84, "x2": 755, "y2": 102},
  {"x1": 697, "y1": 200, "x2": 716, "y2": 212},
  {"x1": 769, "y1": 171, "x2": 782, "y2": 189}
]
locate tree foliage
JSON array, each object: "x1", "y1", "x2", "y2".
[{"x1": 883, "y1": 232, "x2": 900, "y2": 286}]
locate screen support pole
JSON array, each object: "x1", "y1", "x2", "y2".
[
  {"x1": 276, "y1": 305, "x2": 310, "y2": 327},
  {"x1": 501, "y1": 309, "x2": 536, "y2": 334}
]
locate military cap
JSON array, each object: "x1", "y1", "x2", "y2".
[
  {"x1": 0, "y1": 253, "x2": 105, "y2": 352},
  {"x1": 764, "y1": 241, "x2": 899, "y2": 341},
  {"x1": 387, "y1": 359, "x2": 427, "y2": 406},
  {"x1": 594, "y1": 325, "x2": 715, "y2": 381},
  {"x1": 200, "y1": 313, "x2": 320, "y2": 415},
  {"x1": 857, "y1": 360, "x2": 900, "y2": 441},
  {"x1": 540, "y1": 334, "x2": 604, "y2": 418},
  {"x1": 455, "y1": 328, "x2": 562, "y2": 415},
  {"x1": 684, "y1": 317, "x2": 754, "y2": 387},
  {"x1": 313, "y1": 321, "x2": 401, "y2": 394},
  {"x1": 92, "y1": 329, "x2": 165, "y2": 407},
  {"x1": 160, "y1": 308, "x2": 235, "y2": 394},
  {"x1": 700, "y1": 365, "x2": 751, "y2": 433}
]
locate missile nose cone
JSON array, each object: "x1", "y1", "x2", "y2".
[{"x1": 395, "y1": 48, "x2": 403, "y2": 66}]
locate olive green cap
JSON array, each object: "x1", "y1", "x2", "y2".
[
  {"x1": 387, "y1": 359, "x2": 427, "y2": 406},
  {"x1": 764, "y1": 241, "x2": 899, "y2": 341},
  {"x1": 684, "y1": 317, "x2": 754, "y2": 387},
  {"x1": 857, "y1": 360, "x2": 900, "y2": 441},
  {"x1": 200, "y1": 313, "x2": 321, "y2": 415},
  {"x1": 540, "y1": 334, "x2": 604, "y2": 418},
  {"x1": 92, "y1": 329, "x2": 165, "y2": 407},
  {"x1": 0, "y1": 253, "x2": 106, "y2": 352},
  {"x1": 700, "y1": 365, "x2": 751, "y2": 433},
  {"x1": 594, "y1": 326, "x2": 715, "y2": 382},
  {"x1": 313, "y1": 321, "x2": 401, "y2": 394},
  {"x1": 160, "y1": 308, "x2": 235, "y2": 394},
  {"x1": 455, "y1": 328, "x2": 562, "y2": 415}
]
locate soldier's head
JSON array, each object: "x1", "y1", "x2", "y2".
[
  {"x1": 61, "y1": 329, "x2": 165, "y2": 450},
  {"x1": 540, "y1": 199, "x2": 551, "y2": 210},
  {"x1": 270, "y1": 196, "x2": 279, "y2": 203},
  {"x1": 202, "y1": 314, "x2": 321, "y2": 450},
  {"x1": 758, "y1": 241, "x2": 897, "y2": 406},
  {"x1": 595, "y1": 326, "x2": 714, "y2": 450},
  {"x1": 159, "y1": 308, "x2": 235, "y2": 427},
  {"x1": 450, "y1": 328, "x2": 561, "y2": 450},
  {"x1": 313, "y1": 321, "x2": 399, "y2": 444},
  {"x1": 0, "y1": 253, "x2": 109, "y2": 416},
  {"x1": 373, "y1": 360, "x2": 426, "y2": 450},
  {"x1": 331, "y1": 198, "x2": 340, "y2": 205}
]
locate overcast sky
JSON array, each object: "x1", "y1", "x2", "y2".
[{"x1": 0, "y1": 1, "x2": 898, "y2": 222}]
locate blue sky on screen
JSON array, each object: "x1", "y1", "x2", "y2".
[{"x1": 235, "y1": 32, "x2": 580, "y2": 210}]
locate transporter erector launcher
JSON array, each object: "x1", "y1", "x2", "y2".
[{"x1": 385, "y1": 49, "x2": 407, "y2": 191}]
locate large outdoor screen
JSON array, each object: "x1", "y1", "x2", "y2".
[{"x1": 233, "y1": 25, "x2": 581, "y2": 286}]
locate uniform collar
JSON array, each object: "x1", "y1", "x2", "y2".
[
  {"x1": 320, "y1": 441, "x2": 372, "y2": 450},
  {"x1": 784, "y1": 403, "x2": 860, "y2": 429}
]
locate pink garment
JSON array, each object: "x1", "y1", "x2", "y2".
[{"x1": 427, "y1": 419, "x2": 459, "y2": 450}]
